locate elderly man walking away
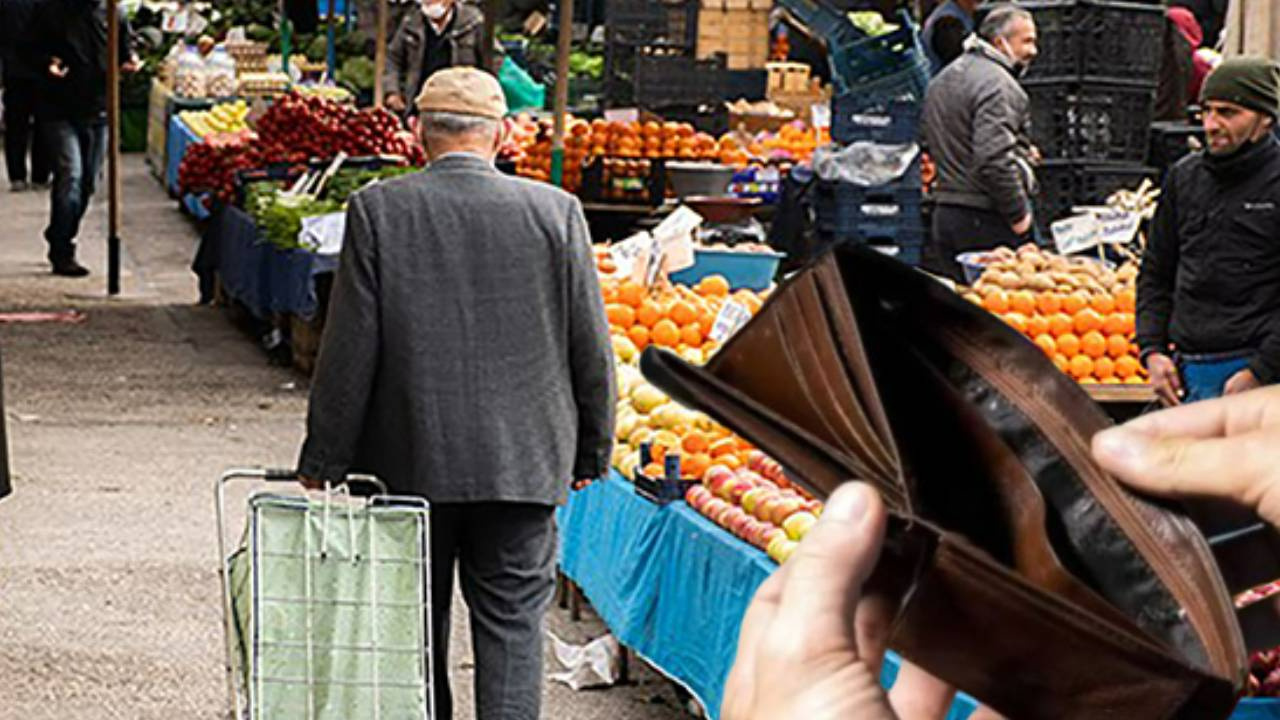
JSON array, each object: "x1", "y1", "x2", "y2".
[
  {"x1": 921, "y1": 5, "x2": 1040, "y2": 281},
  {"x1": 296, "y1": 67, "x2": 616, "y2": 720}
]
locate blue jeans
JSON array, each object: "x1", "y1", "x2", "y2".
[
  {"x1": 1177, "y1": 350, "x2": 1252, "y2": 403},
  {"x1": 42, "y1": 117, "x2": 107, "y2": 263}
]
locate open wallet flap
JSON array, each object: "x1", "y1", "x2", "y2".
[{"x1": 638, "y1": 245, "x2": 1279, "y2": 719}]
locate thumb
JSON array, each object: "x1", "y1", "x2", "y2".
[{"x1": 1093, "y1": 426, "x2": 1280, "y2": 527}]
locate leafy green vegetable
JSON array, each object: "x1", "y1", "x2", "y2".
[
  {"x1": 337, "y1": 56, "x2": 376, "y2": 93},
  {"x1": 246, "y1": 182, "x2": 341, "y2": 251},
  {"x1": 323, "y1": 166, "x2": 418, "y2": 204}
]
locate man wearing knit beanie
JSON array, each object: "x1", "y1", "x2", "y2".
[{"x1": 1137, "y1": 57, "x2": 1280, "y2": 405}]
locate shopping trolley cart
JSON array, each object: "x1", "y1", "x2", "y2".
[{"x1": 216, "y1": 468, "x2": 435, "y2": 719}]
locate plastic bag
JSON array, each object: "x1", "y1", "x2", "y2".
[
  {"x1": 498, "y1": 56, "x2": 546, "y2": 114},
  {"x1": 813, "y1": 141, "x2": 920, "y2": 186}
]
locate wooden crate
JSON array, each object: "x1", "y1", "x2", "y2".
[{"x1": 698, "y1": 7, "x2": 770, "y2": 69}]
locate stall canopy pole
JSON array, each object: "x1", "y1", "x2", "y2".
[
  {"x1": 327, "y1": 0, "x2": 338, "y2": 79},
  {"x1": 550, "y1": 0, "x2": 574, "y2": 187},
  {"x1": 106, "y1": 0, "x2": 122, "y2": 295},
  {"x1": 374, "y1": 0, "x2": 387, "y2": 106}
]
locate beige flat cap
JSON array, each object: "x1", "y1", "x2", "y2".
[{"x1": 414, "y1": 67, "x2": 508, "y2": 119}]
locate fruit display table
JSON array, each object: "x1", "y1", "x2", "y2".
[
  {"x1": 167, "y1": 115, "x2": 203, "y2": 197},
  {"x1": 194, "y1": 204, "x2": 338, "y2": 320}
]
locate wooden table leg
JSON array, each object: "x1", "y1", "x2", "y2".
[{"x1": 569, "y1": 580, "x2": 582, "y2": 622}]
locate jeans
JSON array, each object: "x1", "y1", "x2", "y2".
[
  {"x1": 2, "y1": 75, "x2": 51, "y2": 185},
  {"x1": 926, "y1": 204, "x2": 1032, "y2": 282},
  {"x1": 42, "y1": 116, "x2": 108, "y2": 264},
  {"x1": 1177, "y1": 350, "x2": 1252, "y2": 403}
]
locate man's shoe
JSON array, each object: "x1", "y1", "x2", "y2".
[
  {"x1": 51, "y1": 260, "x2": 90, "y2": 277},
  {"x1": 9, "y1": 181, "x2": 29, "y2": 192}
]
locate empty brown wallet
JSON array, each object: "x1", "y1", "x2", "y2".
[{"x1": 639, "y1": 244, "x2": 1280, "y2": 719}]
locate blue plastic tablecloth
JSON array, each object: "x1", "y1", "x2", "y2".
[
  {"x1": 166, "y1": 115, "x2": 201, "y2": 197},
  {"x1": 204, "y1": 205, "x2": 338, "y2": 320}
]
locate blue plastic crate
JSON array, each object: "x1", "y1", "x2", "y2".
[
  {"x1": 668, "y1": 249, "x2": 785, "y2": 291},
  {"x1": 831, "y1": 93, "x2": 921, "y2": 144}
]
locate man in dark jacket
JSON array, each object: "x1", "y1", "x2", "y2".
[
  {"x1": 920, "y1": 6, "x2": 1039, "y2": 281},
  {"x1": 382, "y1": 0, "x2": 487, "y2": 115},
  {"x1": 297, "y1": 68, "x2": 615, "y2": 720},
  {"x1": 1138, "y1": 58, "x2": 1280, "y2": 406},
  {"x1": 0, "y1": 0, "x2": 51, "y2": 191},
  {"x1": 30, "y1": 0, "x2": 135, "y2": 277}
]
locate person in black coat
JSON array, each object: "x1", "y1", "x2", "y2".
[
  {"x1": 0, "y1": 0, "x2": 52, "y2": 191},
  {"x1": 1138, "y1": 58, "x2": 1280, "y2": 406}
]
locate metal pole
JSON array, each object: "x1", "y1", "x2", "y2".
[
  {"x1": 327, "y1": 0, "x2": 338, "y2": 80},
  {"x1": 374, "y1": 0, "x2": 388, "y2": 105},
  {"x1": 106, "y1": 0, "x2": 121, "y2": 295},
  {"x1": 550, "y1": 0, "x2": 573, "y2": 187}
]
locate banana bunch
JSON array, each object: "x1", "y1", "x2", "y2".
[{"x1": 180, "y1": 100, "x2": 250, "y2": 139}]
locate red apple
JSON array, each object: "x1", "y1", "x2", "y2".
[
  {"x1": 740, "y1": 487, "x2": 768, "y2": 515},
  {"x1": 754, "y1": 492, "x2": 784, "y2": 524},
  {"x1": 703, "y1": 498, "x2": 729, "y2": 520},
  {"x1": 746, "y1": 450, "x2": 767, "y2": 475},
  {"x1": 768, "y1": 497, "x2": 805, "y2": 526},
  {"x1": 703, "y1": 464, "x2": 733, "y2": 488},
  {"x1": 726, "y1": 477, "x2": 757, "y2": 504}
]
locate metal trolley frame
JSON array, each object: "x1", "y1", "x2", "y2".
[{"x1": 216, "y1": 468, "x2": 435, "y2": 719}]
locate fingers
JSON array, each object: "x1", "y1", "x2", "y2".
[
  {"x1": 1112, "y1": 385, "x2": 1280, "y2": 440},
  {"x1": 771, "y1": 483, "x2": 886, "y2": 652},
  {"x1": 888, "y1": 661, "x2": 956, "y2": 720},
  {"x1": 1092, "y1": 424, "x2": 1280, "y2": 526},
  {"x1": 854, "y1": 591, "x2": 896, "y2": 681},
  {"x1": 722, "y1": 576, "x2": 784, "y2": 720}
]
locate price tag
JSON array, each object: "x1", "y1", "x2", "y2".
[
  {"x1": 161, "y1": 8, "x2": 190, "y2": 33},
  {"x1": 653, "y1": 206, "x2": 703, "y2": 274},
  {"x1": 610, "y1": 232, "x2": 656, "y2": 284},
  {"x1": 1051, "y1": 213, "x2": 1100, "y2": 255},
  {"x1": 709, "y1": 299, "x2": 753, "y2": 343},
  {"x1": 1094, "y1": 209, "x2": 1142, "y2": 246},
  {"x1": 810, "y1": 103, "x2": 831, "y2": 130}
]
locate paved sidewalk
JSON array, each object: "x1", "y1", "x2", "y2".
[{"x1": 0, "y1": 157, "x2": 691, "y2": 719}]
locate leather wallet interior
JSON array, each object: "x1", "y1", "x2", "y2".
[{"x1": 639, "y1": 245, "x2": 1278, "y2": 719}]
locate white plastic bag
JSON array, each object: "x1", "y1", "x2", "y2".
[{"x1": 813, "y1": 141, "x2": 921, "y2": 187}]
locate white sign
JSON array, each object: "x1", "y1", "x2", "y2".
[
  {"x1": 300, "y1": 212, "x2": 346, "y2": 255},
  {"x1": 609, "y1": 232, "x2": 656, "y2": 285},
  {"x1": 709, "y1": 299, "x2": 753, "y2": 343},
  {"x1": 1094, "y1": 209, "x2": 1142, "y2": 246},
  {"x1": 810, "y1": 103, "x2": 831, "y2": 130},
  {"x1": 1051, "y1": 209, "x2": 1142, "y2": 256},
  {"x1": 652, "y1": 206, "x2": 703, "y2": 274}
]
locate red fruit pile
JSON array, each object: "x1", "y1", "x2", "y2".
[
  {"x1": 685, "y1": 454, "x2": 821, "y2": 554},
  {"x1": 255, "y1": 93, "x2": 424, "y2": 165},
  {"x1": 178, "y1": 134, "x2": 260, "y2": 203}
]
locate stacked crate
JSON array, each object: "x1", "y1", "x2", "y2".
[
  {"x1": 696, "y1": 0, "x2": 772, "y2": 70},
  {"x1": 603, "y1": 0, "x2": 700, "y2": 107},
  {"x1": 1011, "y1": 0, "x2": 1165, "y2": 232}
]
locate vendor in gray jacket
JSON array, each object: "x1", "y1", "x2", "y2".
[
  {"x1": 921, "y1": 5, "x2": 1040, "y2": 281},
  {"x1": 382, "y1": 0, "x2": 487, "y2": 115},
  {"x1": 297, "y1": 68, "x2": 615, "y2": 720}
]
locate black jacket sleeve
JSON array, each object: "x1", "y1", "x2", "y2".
[
  {"x1": 1136, "y1": 169, "x2": 1180, "y2": 361},
  {"x1": 565, "y1": 200, "x2": 616, "y2": 481},
  {"x1": 931, "y1": 16, "x2": 968, "y2": 68}
]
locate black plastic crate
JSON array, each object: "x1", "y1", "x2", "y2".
[
  {"x1": 659, "y1": 103, "x2": 731, "y2": 136},
  {"x1": 634, "y1": 51, "x2": 729, "y2": 109},
  {"x1": 605, "y1": 0, "x2": 698, "y2": 47},
  {"x1": 724, "y1": 69, "x2": 768, "y2": 102},
  {"x1": 1025, "y1": 81, "x2": 1156, "y2": 163},
  {"x1": 831, "y1": 93, "x2": 920, "y2": 144},
  {"x1": 1035, "y1": 161, "x2": 1156, "y2": 232},
  {"x1": 1148, "y1": 121, "x2": 1205, "y2": 177},
  {"x1": 1020, "y1": 0, "x2": 1166, "y2": 85}
]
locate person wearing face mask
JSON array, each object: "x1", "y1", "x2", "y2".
[
  {"x1": 296, "y1": 67, "x2": 615, "y2": 720},
  {"x1": 382, "y1": 0, "x2": 488, "y2": 115},
  {"x1": 920, "y1": 6, "x2": 1040, "y2": 282},
  {"x1": 1138, "y1": 58, "x2": 1280, "y2": 407}
]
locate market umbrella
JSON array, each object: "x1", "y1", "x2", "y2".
[{"x1": 1222, "y1": 0, "x2": 1280, "y2": 58}]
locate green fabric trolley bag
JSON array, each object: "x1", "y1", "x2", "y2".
[{"x1": 216, "y1": 469, "x2": 434, "y2": 719}]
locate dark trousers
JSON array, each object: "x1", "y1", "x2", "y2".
[
  {"x1": 926, "y1": 204, "x2": 1029, "y2": 282},
  {"x1": 429, "y1": 502, "x2": 557, "y2": 720},
  {"x1": 2, "y1": 75, "x2": 51, "y2": 185},
  {"x1": 42, "y1": 116, "x2": 108, "y2": 263}
]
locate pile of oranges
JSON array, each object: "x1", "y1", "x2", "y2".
[
  {"x1": 974, "y1": 287, "x2": 1147, "y2": 385},
  {"x1": 602, "y1": 274, "x2": 766, "y2": 364}
]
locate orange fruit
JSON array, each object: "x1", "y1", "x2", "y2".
[
  {"x1": 680, "y1": 323, "x2": 704, "y2": 347},
  {"x1": 642, "y1": 462, "x2": 664, "y2": 478},
  {"x1": 601, "y1": 282, "x2": 619, "y2": 304},
  {"x1": 719, "y1": 454, "x2": 742, "y2": 470},
  {"x1": 1062, "y1": 292, "x2": 1090, "y2": 315},
  {"x1": 739, "y1": 292, "x2": 764, "y2": 315},
  {"x1": 1081, "y1": 330, "x2": 1107, "y2": 359},
  {"x1": 1053, "y1": 354, "x2": 1070, "y2": 373},
  {"x1": 1056, "y1": 332, "x2": 1081, "y2": 357},
  {"x1": 652, "y1": 319, "x2": 681, "y2": 348},
  {"x1": 617, "y1": 281, "x2": 645, "y2": 308},
  {"x1": 1009, "y1": 291, "x2": 1036, "y2": 316},
  {"x1": 670, "y1": 300, "x2": 698, "y2": 327},
  {"x1": 628, "y1": 324, "x2": 650, "y2": 350},
  {"x1": 1101, "y1": 313, "x2": 1127, "y2": 336},
  {"x1": 1116, "y1": 288, "x2": 1136, "y2": 313},
  {"x1": 636, "y1": 300, "x2": 662, "y2": 328},
  {"x1": 1118, "y1": 312, "x2": 1136, "y2": 335},
  {"x1": 1074, "y1": 308, "x2": 1104, "y2": 335},
  {"x1": 1094, "y1": 356, "x2": 1115, "y2": 380},
  {"x1": 1125, "y1": 375, "x2": 1147, "y2": 385},
  {"x1": 1090, "y1": 294, "x2": 1116, "y2": 314},
  {"x1": 1037, "y1": 292, "x2": 1063, "y2": 316},
  {"x1": 682, "y1": 452, "x2": 712, "y2": 479},
  {"x1": 1034, "y1": 334, "x2": 1057, "y2": 356},
  {"x1": 697, "y1": 275, "x2": 731, "y2": 298},
  {"x1": 709, "y1": 438, "x2": 737, "y2": 457},
  {"x1": 982, "y1": 289, "x2": 1009, "y2": 314},
  {"x1": 682, "y1": 431, "x2": 710, "y2": 455},
  {"x1": 1049, "y1": 313, "x2": 1074, "y2": 337},
  {"x1": 1102, "y1": 377, "x2": 1123, "y2": 385},
  {"x1": 1115, "y1": 355, "x2": 1141, "y2": 379},
  {"x1": 606, "y1": 303, "x2": 635, "y2": 329},
  {"x1": 1069, "y1": 355, "x2": 1094, "y2": 380},
  {"x1": 1026, "y1": 315, "x2": 1050, "y2": 338},
  {"x1": 1003, "y1": 312, "x2": 1028, "y2": 334},
  {"x1": 1107, "y1": 334, "x2": 1130, "y2": 359}
]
